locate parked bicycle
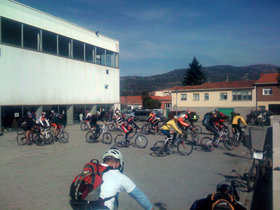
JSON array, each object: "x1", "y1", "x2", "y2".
[
  {"x1": 200, "y1": 127, "x2": 234, "y2": 151},
  {"x1": 114, "y1": 129, "x2": 148, "y2": 148},
  {"x1": 86, "y1": 124, "x2": 112, "y2": 144},
  {"x1": 153, "y1": 134, "x2": 193, "y2": 157},
  {"x1": 247, "y1": 146, "x2": 272, "y2": 192}
]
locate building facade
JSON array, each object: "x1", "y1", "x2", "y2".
[{"x1": 0, "y1": 0, "x2": 120, "y2": 131}]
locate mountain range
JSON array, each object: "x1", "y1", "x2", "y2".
[{"x1": 120, "y1": 64, "x2": 279, "y2": 96}]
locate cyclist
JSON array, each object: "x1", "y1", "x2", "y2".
[
  {"x1": 160, "y1": 116, "x2": 184, "y2": 149},
  {"x1": 177, "y1": 113, "x2": 190, "y2": 132},
  {"x1": 100, "y1": 148, "x2": 153, "y2": 210},
  {"x1": 120, "y1": 114, "x2": 140, "y2": 146},
  {"x1": 190, "y1": 181, "x2": 246, "y2": 210},
  {"x1": 231, "y1": 112, "x2": 247, "y2": 136},
  {"x1": 89, "y1": 111, "x2": 104, "y2": 135},
  {"x1": 214, "y1": 111, "x2": 229, "y2": 130},
  {"x1": 25, "y1": 112, "x2": 36, "y2": 145},
  {"x1": 38, "y1": 112, "x2": 50, "y2": 128},
  {"x1": 50, "y1": 113, "x2": 62, "y2": 137},
  {"x1": 203, "y1": 111, "x2": 219, "y2": 145}
]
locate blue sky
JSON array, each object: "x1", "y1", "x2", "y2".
[{"x1": 16, "y1": 0, "x2": 280, "y2": 76}]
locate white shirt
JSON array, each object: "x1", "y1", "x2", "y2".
[{"x1": 100, "y1": 166, "x2": 136, "y2": 210}]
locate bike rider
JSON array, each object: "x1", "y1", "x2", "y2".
[
  {"x1": 121, "y1": 114, "x2": 139, "y2": 146},
  {"x1": 25, "y1": 111, "x2": 36, "y2": 145},
  {"x1": 160, "y1": 116, "x2": 184, "y2": 150},
  {"x1": 177, "y1": 113, "x2": 190, "y2": 132},
  {"x1": 203, "y1": 111, "x2": 219, "y2": 145},
  {"x1": 214, "y1": 111, "x2": 229, "y2": 130},
  {"x1": 89, "y1": 111, "x2": 104, "y2": 135},
  {"x1": 85, "y1": 110, "x2": 92, "y2": 128},
  {"x1": 190, "y1": 181, "x2": 246, "y2": 210},
  {"x1": 100, "y1": 148, "x2": 153, "y2": 210},
  {"x1": 231, "y1": 112, "x2": 247, "y2": 136},
  {"x1": 49, "y1": 111, "x2": 60, "y2": 137},
  {"x1": 38, "y1": 112, "x2": 50, "y2": 128}
]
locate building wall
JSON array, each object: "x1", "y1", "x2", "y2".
[
  {"x1": 256, "y1": 85, "x2": 280, "y2": 101},
  {"x1": 0, "y1": 45, "x2": 119, "y2": 106},
  {"x1": 172, "y1": 89, "x2": 256, "y2": 108},
  {"x1": 257, "y1": 101, "x2": 280, "y2": 110}
]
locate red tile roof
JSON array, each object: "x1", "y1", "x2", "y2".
[
  {"x1": 151, "y1": 96, "x2": 171, "y2": 101},
  {"x1": 170, "y1": 80, "x2": 256, "y2": 91},
  {"x1": 255, "y1": 73, "x2": 280, "y2": 84},
  {"x1": 120, "y1": 96, "x2": 142, "y2": 104}
]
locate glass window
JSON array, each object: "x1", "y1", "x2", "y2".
[
  {"x1": 220, "y1": 93, "x2": 227, "y2": 100},
  {"x1": 106, "y1": 50, "x2": 116, "y2": 67},
  {"x1": 1, "y1": 17, "x2": 21, "y2": 46},
  {"x1": 42, "y1": 30, "x2": 57, "y2": 54},
  {"x1": 181, "y1": 94, "x2": 187, "y2": 101},
  {"x1": 59, "y1": 35, "x2": 71, "y2": 57},
  {"x1": 232, "y1": 90, "x2": 252, "y2": 101},
  {"x1": 96, "y1": 47, "x2": 105, "y2": 65},
  {"x1": 193, "y1": 93, "x2": 200, "y2": 101},
  {"x1": 204, "y1": 93, "x2": 209, "y2": 101},
  {"x1": 85, "y1": 44, "x2": 95, "y2": 62},
  {"x1": 106, "y1": 69, "x2": 109, "y2": 74},
  {"x1": 73, "y1": 40, "x2": 84, "y2": 60},
  {"x1": 263, "y1": 88, "x2": 272, "y2": 95},
  {"x1": 23, "y1": 24, "x2": 39, "y2": 50}
]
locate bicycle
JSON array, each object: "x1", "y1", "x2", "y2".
[
  {"x1": 232, "y1": 127, "x2": 246, "y2": 147},
  {"x1": 114, "y1": 129, "x2": 148, "y2": 148},
  {"x1": 53, "y1": 125, "x2": 69, "y2": 143},
  {"x1": 200, "y1": 127, "x2": 234, "y2": 151},
  {"x1": 153, "y1": 134, "x2": 193, "y2": 157},
  {"x1": 86, "y1": 124, "x2": 112, "y2": 144},
  {"x1": 141, "y1": 121, "x2": 163, "y2": 135},
  {"x1": 183, "y1": 125, "x2": 199, "y2": 145},
  {"x1": 80, "y1": 120, "x2": 90, "y2": 131},
  {"x1": 247, "y1": 147, "x2": 272, "y2": 192},
  {"x1": 107, "y1": 120, "x2": 123, "y2": 132}
]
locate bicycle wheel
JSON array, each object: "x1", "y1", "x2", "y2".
[
  {"x1": 44, "y1": 133, "x2": 54, "y2": 145},
  {"x1": 107, "y1": 123, "x2": 115, "y2": 132},
  {"x1": 141, "y1": 124, "x2": 150, "y2": 135},
  {"x1": 135, "y1": 135, "x2": 148, "y2": 148},
  {"x1": 86, "y1": 131, "x2": 97, "y2": 143},
  {"x1": 16, "y1": 128, "x2": 25, "y2": 135},
  {"x1": 80, "y1": 123, "x2": 87, "y2": 131},
  {"x1": 153, "y1": 141, "x2": 168, "y2": 157},
  {"x1": 200, "y1": 137, "x2": 214, "y2": 151},
  {"x1": 114, "y1": 134, "x2": 126, "y2": 148},
  {"x1": 177, "y1": 139, "x2": 193, "y2": 156},
  {"x1": 17, "y1": 133, "x2": 27, "y2": 145},
  {"x1": 247, "y1": 163, "x2": 259, "y2": 192},
  {"x1": 102, "y1": 132, "x2": 112, "y2": 144},
  {"x1": 223, "y1": 136, "x2": 235, "y2": 150},
  {"x1": 224, "y1": 127, "x2": 230, "y2": 136},
  {"x1": 194, "y1": 125, "x2": 202, "y2": 134},
  {"x1": 233, "y1": 133, "x2": 240, "y2": 147},
  {"x1": 190, "y1": 130, "x2": 199, "y2": 145},
  {"x1": 58, "y1": 131, "x2": 69, "y2": 143}
]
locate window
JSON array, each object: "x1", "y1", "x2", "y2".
[
  {"x1": 23, "y1": 24, "x2": 40, "y2": 50},
  {"x1": 106, "y1": 69, "x2": 109, "y2": 74},
  {"x1": 42, "y1": 30, "x2": 57, "y2": 54},
  {"x1": 105, "y1": 84, "x2": 109, "y2": 89},
  {"x1": 1, "y1": 17, "x2": 21, "y2": 46},
  {"x1": 96, "y1": 47, "x2": 105, "y2": 65},
  {"x1": 220, "y1": 92, "x2": 227, "y2": 100},
  {"x1": 165, "y1": 103, "x2": 172, "y2": 109},
  {"x1": 232, "y1": 90, "x2": 252, "y2": 101},
  {"x1": 204, "y1": 93, "x2": 209, "y2": 101},
  {"x1": 193, "y1": 93, "x2": 200, "y2": 101},
  {"x1": 73, "y1": 40, "x2": 84, "y2": 60},
  {"x1": 263, "y1": 88, "x2": 272, "y2": 95},
  {"x1": 59, "y1": 35, "x2": 71, "y2": 57},
  {"x1": 181, "y1": 94, "x2": 187, "y2": 101},
  {"x1": 106, "y1": 50, "x2": 116, "y2": 67},
  {"x1": 85, "y1": 44, "x2": 95, "y2": 62}
]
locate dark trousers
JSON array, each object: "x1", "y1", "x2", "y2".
[{"x1": 207, "y1": 124, "x2": 219, "y2": 142}]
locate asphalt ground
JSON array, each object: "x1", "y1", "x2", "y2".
[{"x1": 0, "y1": 123, "x2": 268, "y2": 210}]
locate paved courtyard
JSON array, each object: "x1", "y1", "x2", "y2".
[{"x1": 0, "y1": 123, "x2": 268, "y2": 210}]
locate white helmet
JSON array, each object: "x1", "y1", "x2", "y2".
[
  {"x1": 103, "y1": 147, "x2": 123, "y2": 168},
  {"x1": 173, "y1": 115, "x2": 178, "y2": 119}
]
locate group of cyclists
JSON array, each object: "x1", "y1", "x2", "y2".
[{"x1": 21, "y1": 110, "x2": 65, "y2": 145}]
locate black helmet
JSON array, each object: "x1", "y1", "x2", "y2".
[{"x1": 216, "y1": 181, "x2": 233, "y2": 194}]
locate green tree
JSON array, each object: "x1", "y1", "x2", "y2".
[
  {"x1": 141, "y1": 91, "x2": 161, "y2": 109},
  {"x1": 182, "y1": 57, "x2": 207, "y2": 85}
]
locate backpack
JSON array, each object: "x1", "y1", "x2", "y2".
[
  {"x1": 189, "y1": 112, "x2": 199, "y2": 122},
  {"x1": 202, "y1": 112, "x2": 212, "y2": 127},
  {"x1": 210, "y1": 193, "x2": 235, "y2": 210},
  {"x1": 69, "y1": 159, "x2": 108, "y2": 202}
]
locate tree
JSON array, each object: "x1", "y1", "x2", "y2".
[
  {"x1": 141, "y1": 91, "x2": 161, "y2": 109},
  {"x1": 182, "y1": 57, "x2": 207, "y2": 85}
]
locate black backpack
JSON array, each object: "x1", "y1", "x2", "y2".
[
  {"x1": 202, "y1": 112, "x2": 212, "y2": 127},
  {"x1": 210, "y1": 193, "x2": 235, "y2": 210}
]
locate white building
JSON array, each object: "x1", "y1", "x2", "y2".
[{"x1": 0, "y1": 0, "x2": 120, "y2": 130}]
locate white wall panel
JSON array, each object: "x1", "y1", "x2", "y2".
[{"x1": 0, "y1": 45, "x2": 120, "y2": 106}]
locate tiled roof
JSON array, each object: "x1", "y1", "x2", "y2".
[
  {"x1": 120, "y1": 96, "x2": 142, "y2": 104},
  {"x1": 255, "y1": 73, "x2": 280, "y2": 84},
  {"x1": 170, "y1": 80, "x2": 256, "y2": 91},
  {"x1": 151, "y1": 96, "x2": 171, "y2": 101}
]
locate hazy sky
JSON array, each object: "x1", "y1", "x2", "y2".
[{"x1": 16, "y1": 0, "x2": 280, "y2": 76}]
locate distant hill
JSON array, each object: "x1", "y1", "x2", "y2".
[{"x1": 120, "y1": 64, "x2": 279, "y2": 96}]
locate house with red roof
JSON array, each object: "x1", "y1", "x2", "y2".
[{"x1": 255, "y1": 73, "x2": 280, "y2": 114}]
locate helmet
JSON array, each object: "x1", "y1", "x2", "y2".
[
  {"x1": 130, "y1": 113, "x2": 135, "y2": 118},
  {"x1": 27, "y1": 111, "x2": 32, "y2": 116},
  {"x1": 173, "y1": 115, "x2": 178, "y2": 120},
  {"x1": 178, "y1": 113, "x2": 186, "y2": 118},
  {"x1": 96, "y1": 111, "x2": 101, "y2": 115},
  {"x1": 51, "y1": 110, "x2": 55, "y2": 113},
  {"x1": 42, "y1": 112, "x2": 46, "y2": 115},
  {"x1": 86, "y1": 110, "x2": 89, "y2": 114},
  {"x1": 103, "y1": 147, "x2": 123, "y2": 167},
  {"x1": 216, "y1": 181, "x2": 233, "y2": 194}
]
